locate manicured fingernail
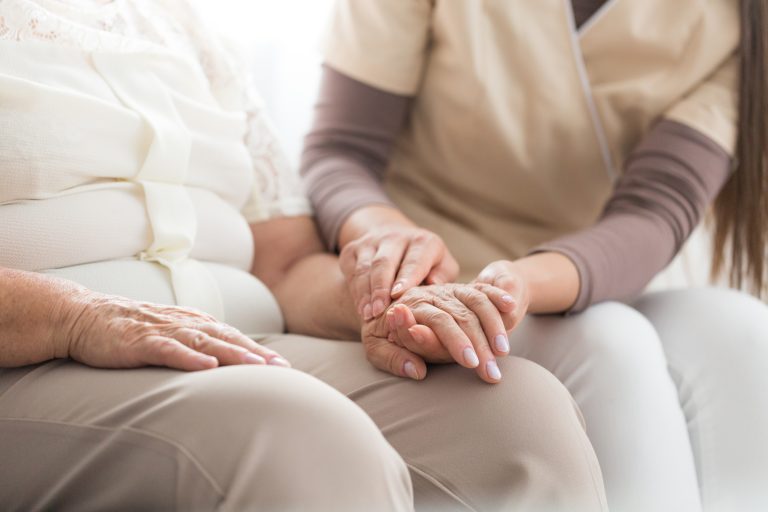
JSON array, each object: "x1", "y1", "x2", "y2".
[
  {"x1": 502, "y1": 295, "x2": 515, "y2": 305},
  {"x1": 372, "y1": 299, "x2": 386, "y2": 317},
  {"x1": 363, "y1": 303, "x2": 373, "y2": 320},
  {"x1": 244, "y1": 353, "x2": 266, "y2": 365},
  {"x1": 486, "y1": 361, "x2": 502, "y2": 381},
  {"x1": 403, "y1": 360, "x2": 419, "y2": 380},
  {"x1": 408, "y1": 327, "x2": 424, "y2": 344},
  {"x1": 269, "y1": 356, "x2": 291, "y2": 367},
  {"x1": 463, "y1": 347, "x2": 480, "y2": 368},
  {"x1": 494, "y1": 334, "x2": 510, "y2": 353},
  {"x1": 391, "y1": 282, "x2": 404, "y2": 296}
]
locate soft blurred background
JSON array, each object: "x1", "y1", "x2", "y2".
[
  {"x1": 197, "y1": 0, "x2": 334, "y2": 167},
  {"x1": 196, "y1": 0, "x2": 725, "y2": 292}
]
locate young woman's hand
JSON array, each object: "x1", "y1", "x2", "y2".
[
  {"x1": 340, "y1": 227, "x2": 459, "y2": 321},
  {"x1": 338, "y1": 207, "x2": 459, "y2": 323},
  {"x1": 473, "y1": 260, "x2": 531, "y2": 330},
  {"x1": 61, "y1": 290, "x2": 290, "y2": 372},
  {"x1": 361, "y1": 283, "x2": 515, "y2": 384}
]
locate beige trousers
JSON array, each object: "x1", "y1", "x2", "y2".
[{"x1": 0, "y1": 336, "x2": 607, "y2": 512}]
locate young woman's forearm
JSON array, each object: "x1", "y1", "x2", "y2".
[
  {"x1": 503, "y1": 253, "x2": 581, "y2": 314},
  {"x1": 0, "y1": 267, "x2": 75, "y2": 367}
]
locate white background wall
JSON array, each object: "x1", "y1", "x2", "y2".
[{"x1": 197, "y1": 0, "x2": 335, "y2": 166}]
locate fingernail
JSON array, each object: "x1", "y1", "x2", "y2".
[
  {"x1": 494, "y1": 334, "x2": 510, "y2": 353},
  {"x1": 486, "y1": 361, "x2": 502, "y2": 381},
  {"x1": 403, "y1": 360, "x2": 419, "y2": 380},
  {"x1": 502, "y1": 295, "x2": 515, "y2": 305},
  {"x1": 409, "y1": 327, "x2": 424, "y2": 344},
  {"x1": 269, "y1": 356, "x2": 291, "y2": 368},
  {"x1": 463, "y1": 347, "x2": 480, "y2": 368},
  {"x1": 363, "y1": 303, "x2": 373, "y2": 320},
  {"x1": 372, "y1": 299, "x2": 385, "y2": 317},
  {"x1": 244, "y1": 353, "x2": 266, "y2": 365},
  {"x1": 391, "y1": 282, "x2": 404, "y2": 296}
]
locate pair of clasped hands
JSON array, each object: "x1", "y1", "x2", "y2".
[{"x1": 345, "y1": 226, "x2": 529, "y2": 384}]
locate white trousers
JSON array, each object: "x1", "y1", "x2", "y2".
[{"x1": 509, "y1": 287, "x2": 768, "y2": 512}]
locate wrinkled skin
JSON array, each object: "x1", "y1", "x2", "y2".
[{"x1": 62, "y1": 290, "x2": 290, "y2": 372}]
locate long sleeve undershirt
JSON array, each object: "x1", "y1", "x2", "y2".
[{"x1": 300, "y1": 0, "x2": 733, "y2": 313}]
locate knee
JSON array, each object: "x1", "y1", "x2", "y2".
[
  {"x1": 636, "y1": 287, "x2": 768, "y2": 363},
  {"x1": 464, "y1": 358, "x2": 606, "y2": 509},
  {"x1": 160, "y1": 366, "x2": 410, "y2": 494},
  {"x1": 564, "y1": 302, "x2": 669, "y2": 379}
]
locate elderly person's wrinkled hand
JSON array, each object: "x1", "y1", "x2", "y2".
[
  {"x1": 360, "y1": 283, "x2": 517, "y2": 384},
  {"x1": 60, "y1": 289, "x2": 290, "y2": 372}
]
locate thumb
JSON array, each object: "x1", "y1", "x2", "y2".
[
  {"x1": 474, "y1": 260, "x2": 509, "y2": 286},
  {"x1": 364, "y1": 336, "x2": 427, "y2": 381}
]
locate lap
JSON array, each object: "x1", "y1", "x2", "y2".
[
  {"x1": 261, "y1": 335, "x2": 606, "y2": 512},
  {"x1": 0, "y1": 359, "x2": 396, "y2": 512}
]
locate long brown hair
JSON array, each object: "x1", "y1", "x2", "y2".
[{"x1": 712, "y1": 0, "x2": 768, "y2": 297}]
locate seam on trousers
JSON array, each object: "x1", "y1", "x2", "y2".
[
  {"x1": 0, "y1": 417, "x2": 226, "y2": 498},
  {"x1": 568, "y1": 403, "x2": 609, "y2": 512},
  {"x1": 405, "y1": 461, "x2": 477, "y2": 512},
  {"x1": 665, "y1": 362, "x2": 708, "y2": 506}
]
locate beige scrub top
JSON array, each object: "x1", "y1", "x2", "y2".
[{"x1": 323, "y1": 0, "x2": 740, "y2": 281}]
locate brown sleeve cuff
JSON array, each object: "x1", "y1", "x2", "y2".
[{"x1": 532, "y1": 119, "x2": 732, "y2": 314}]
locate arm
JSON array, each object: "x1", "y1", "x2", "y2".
[
  {"x1": 0, "y1": 267, "x2": 285, "y2": 370},
  {"x1": 301, "y1": 67, "x2": 459, "y2": 321},
  {"x1": 479, "y1": 120, "x2": 732, "y2": 314},
  {"x1": 0, "y1": 267, "x2": 73, "y2": 366},
  {"x1": 249, "y1": 216, "x2": 359, "y2": 341}
]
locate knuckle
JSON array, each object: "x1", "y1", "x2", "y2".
[
  {"x1": 412, "y1": 230, "x2": 436, "y2": 245},
  {"x1": 454, "y1": 312, "x2": 476, "y2": 330},
  {"x1": 425, "y1": 309, "x2": 451, "y2": 325},
  {"x1": 463, "y1": 290, "x2": 488, "y2": 309},
  {"x1": 371, "y1": 255, "x2": 392, "y2": 267},
  {"x1": 353, "y1": 262, "x2": 373, "y2": 278}
]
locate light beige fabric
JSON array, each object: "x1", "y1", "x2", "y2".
[
  {"x1": 323, "y1": 0, "x2": 740, "y2": 280},
  {"x1": 0, "y1": 361, "x2": 413, "y2": 512},
  {"x1": 0, "y1": 335, "x2": 608, "y2": 512},
  {"x1": 263, "y1": 336, "x2": 607, "y2": 512},
  {"x1": 0, "y1": 0, "x2": 310, "y2": 323}
]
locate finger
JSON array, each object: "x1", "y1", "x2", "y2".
[
  {"x1": 391, "y1": 233, "x2": 442, "y2": 298},
  {"x1": 409, "y1": 304, "x2": 480, "y2": 370},
  {"x1": 365, "y1": 335, "x2": 427, "y2": 381},
  {"x1": 350, "y1": 245, "x2": 377, "y2": 320},
  {"x1": 391, "y1": 305, "x2": 451, "y2": 362},
  {"x1": 425, "y1": 252, "x2": 459, "y2": 285},
  {"x1": 198, "y1": 324, "x2": 290, "y2": 367},
  {"x1": 454, "y1": 287, "x2": 510, "y2": 356},
  {"x1": 433, "y1": 295, "x2": 501, "y2": 383},
  {"x1": 139, "y1": 336, "x2": 219, "y2": 371},
  {"x1": 369, "y1": 237, "x2": 409, "y2": 317},
  {"x1": 174, "y1": 328, "x2": 265, "y2": 366},
  {"x1": 472, "y1": 283, "x2": 521, "y2": 331}
]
